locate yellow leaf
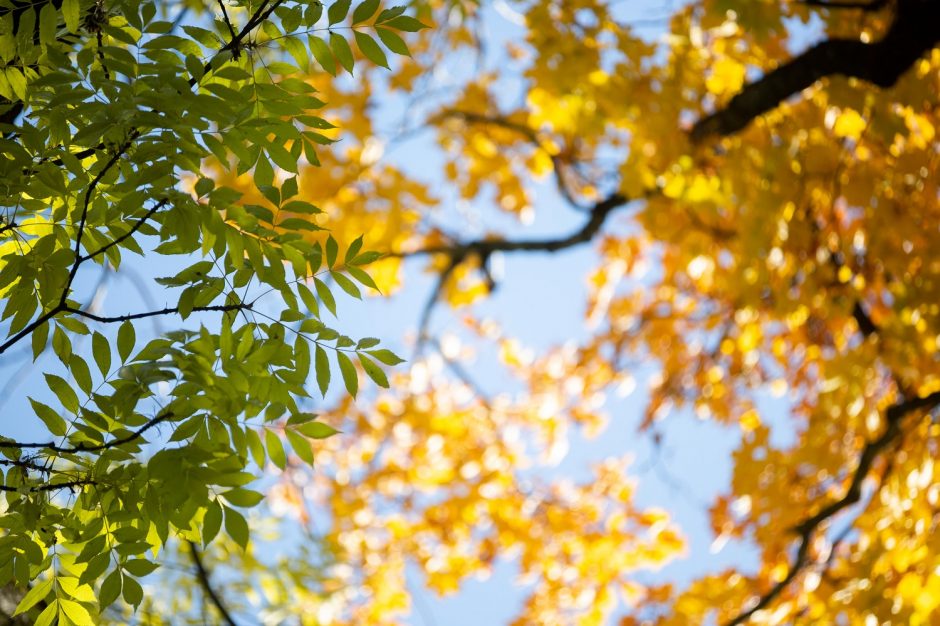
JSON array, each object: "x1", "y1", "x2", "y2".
[
  {"x1": 832, "y1": 109, "x2": 866, "y2": 140},
  {"x1": 706, "y1": 58, "x2": 746, "y2": 96}
]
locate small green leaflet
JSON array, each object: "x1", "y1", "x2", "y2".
[
  {"x1": 122, "y1": 574, "x2": 143, "y2": 607},
  {"x1": 352, "y1": 0, "x2": 380, "y2": 24},
  {"x1": 99, "y1": 571, "x2": 122, "y2": 608},
  {"x1": 202, "y1": 500, "x2": 224, "y2": 546},
  {"x1": 315, "y1": 344, "x2": 330, "y2": 396},
  {"x1": 355, "y1": 31, "x2": 389, "y2": 69},
  {"x1": 117, "y1": 320, "x2": 135, "y2": 362},
  {"x1": 92, "y1": 331, "x2": 111, "y2": 376},
  {"x1": 337, "y1": 351, "x2": 358, "y2": 397},
  {"x1": 358, "y1": 353, "x2": 389, "y2": 387},
  {"x1": 62, "y1": 0, "x2": 81, "y2": 33},
  {"x1": 326, "y1": 235, "x2": 339, "y2": 268},
  {"x1": 224, "y1": 506, "x2": 250, "y2": 549},
  {"x1": 13, "y1": 578, "x2": 52, "y2": 616},
  {"x1": 330, "y1": 32, "x2": 355, "y2": 74},
  {"x1": 328, "y1": 0, "x2": 351, "y2": 25},
  {"x1": 265, "y1": 429, "x2": 287, "y2": 469}
]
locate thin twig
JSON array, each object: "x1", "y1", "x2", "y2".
[
  {"x1": 188, "y1": 542, "x2": 239, "y2": 626},
  {"x1": 217, "y1": 0, "x2": 238, "y2": 42},
  {"x1": 64, "y1": 302, "x2": 252, "y2": 324}
]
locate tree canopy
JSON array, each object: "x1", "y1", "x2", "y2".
[{"x1": 1, "y1": 0, "x2": 939, "y2": 624}]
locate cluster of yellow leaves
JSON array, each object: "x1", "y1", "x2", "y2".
[
  {"x1": 208, "y1": 0, "x2": 940, "y2": 623},
  {"x1": 295, "y1": 349, "x2": 683, "y2": 625}
]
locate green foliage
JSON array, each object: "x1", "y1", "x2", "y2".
[{"x1": 0, "y1": 0, "x2": 423, "y2": 620}]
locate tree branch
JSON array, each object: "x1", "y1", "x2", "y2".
[
  {"x1": 79, "y1": 198, "x2": 168, "y2": 263},
  {"x1": 195, "y1": 0, "x2": 286, "y2": 84},
  {"x1": 62, "y1": 140, "x2": 134, "y2": 307},
  {"x1": 0, "y1": 411, "x2": 175, "y2": 453},
  {"x1": 799, "y1": 0, "x2": 889, "y2": 9},
  {"x1": 851, "y1": 301, "x2": 878, "y2": 338},
  {"x1": 217, "y1": 0, "x2": 238, "y2": 43},
  {"x1": 722, "y1": 389, "x2": 940, "y2": 626},
  {"x1": 63, "y1": 302, "x2": 252, "y2": 324},
  {"x1": 691, "y1": 0, "x2": 940, "y2": 141},
  {"x1": 414, "y1": 258, "x2": 459, "y2": 354},
  {"x1": 0, "y1": 478, "x2": 97, "y2": 493},
  {"x1": 395, "y1": 191, "x2": 631, "y2": 260},
  {"x1": 188, "y1": 542, "x2": 239, "y2": 626}
]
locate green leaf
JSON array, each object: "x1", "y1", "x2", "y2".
[
  {"x1": 194, "y1": 177, "x2": 214, "y2": 197},
  {"x1": 357, "y1": 337, "x2": 380, "y2": 349},
  {"x1": 79, "y1": 553, "x2": 111, "y2": 586},
  {"x1": 69, "y1": 355, "x2": 93, "y2": 395},
  {"x1": 325, "y1": 235, "x2": 338, "y2": 268},
  {"x1": 117, "y1": 321, "x2": 135, "y2": 363},
  {"x1": 376, "y1": 26, "x2": 410, "y2": 56},
  {"x1": 13, "y1": 578, "x2": 53, "y2": 616},
  {"x1": 59, "y1": 598, "x2": 93, "y2": 625},
  {"x1": 337, "y1": 351, "x2": 358, "y2": 397},
  {"x1": 185, "y1": 53, "x2": 204, "y2": 81},
  {"x1": 98, "y1": 571, "x2": 122, "y2": 608},
  {"x1": 350, "y1": 250, "x2": 383, "y2": 265},
  {"x1": 354, "y1": 31, "x2": 389, "y2": 68},
  {"x1": 344, "y1": 235, "x2": 364, "y2": 264},
  {"x1": 282, "y1": 176, "x2": 299, "y2": 200},
  {"x1": 246, "y1": 428, "x2": 266, "y2": 467},
  {"x1": 328, "y1": 0, "x2": 351, "y2": 25},
  {"x1": 265, "y1": 429, "x2": 286, "y2": 469},
  {"x1": 285, "y1": 428, "x2": 314, "y2": 464},
  {"x1": 315, "y1": 345, "x2": 330, "y2": 396},
  {"x1": 202, "y1": 500, "x2": 223, "y2": 546},
  {"x1": 358, "y1": 353, "x2": 389, "y2": 387},
  {"x1": 330, "y1": 32, "x2": 355, "y2": 74},
  {"x1": 352, "y1": 0, "x2": 380, "y2": 24},
  {"x1": 294, "y1": 335, "x2": 311, "y2": 381},
  {"x1": 297, "y1": 283, "x2": 320, "y2": 316},
  {"x1": 384, "y1": 15, "x2": 428, "y2": 31},
  {"x1": 122, "y1": 574, "x2": 143, "y2": 607},
  {"x1": 122, "y1": 559, "x2": 159, "y2": 577},
  {"x1": 223, "y1": 488, "x2": 265, "y2": 508},
  {"x1": 332, "y1": 272, "x2": 362, "y2": 299},
  {"x1": 308, "y1": 35, "x2": 336, "y2": 75},
  {"x1": 254, "y1": 152, "x2": 275, "y2": 187},
  {"x1": 223, "y1": 506, "x2": 250, "y2": 549},
  {"x1": 227, "y1": 229, "x2": 245, "y2": 269},
  {"x1": 297, "y1": 420, "x2": 340, "y2": 439},
  {"x1": 92, "y1": 332, "x2": 111, "y2": 376},
  {"x1": 347, "y1": 266, "x2": 379, "y2": 291},
  {"x1": 376, "y1": 5, "x2": 407, "y2": 23},
  {"x1": 314, "y1": 278, "x2": 336, "y2": 316},
  {"x1": 62, "y1": 0, "x2": 80, "y2": 33},
  {"x1": 31, "y1": 321, "x2": 49, "y2": 361},
  {"x1": 44, "y1": 374, "x2": 79, "y2": 414},
  {"x1": 366, "y1": 349, "x2": 405, "y2": 365},
  {"x1": 5, "y1": 68, "x2": 26, "y2": 101},
  {"x1": 34, "y1": 601, "x2": 57, "y2": 626}
]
